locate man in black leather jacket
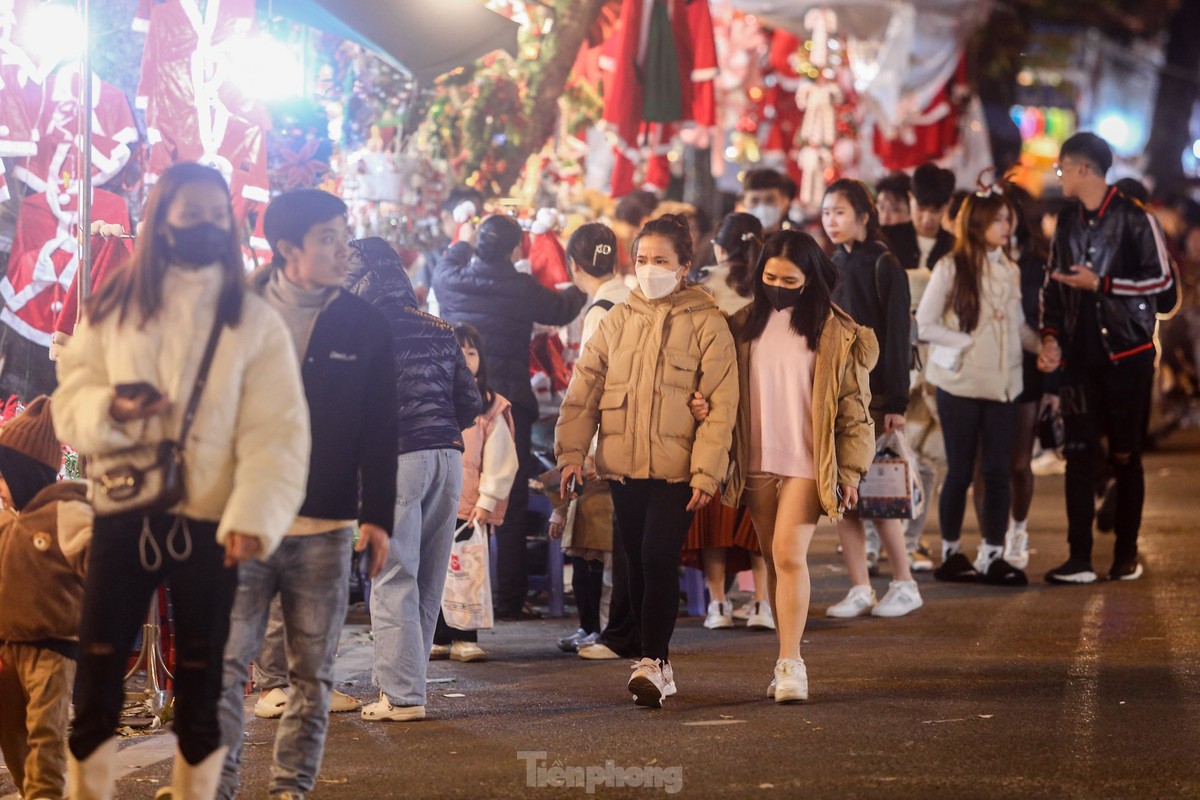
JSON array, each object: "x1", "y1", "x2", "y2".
[
  {"x1": 345, "y1": 237, "x2": 483, "y2": 722},
  {"x1": 1039, "y1": 133, "x2": 1174, "y2": 585}
]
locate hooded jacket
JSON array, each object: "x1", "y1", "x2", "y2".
[
  {"x1": 0, "y1": 481, "x2": 93, "y2": 653},
  {"x1": 249, "y1": 264, "x2": 398, "y2": 533},
  {"x1": 555, "y1": 285, "x2": 738, "y2": 496},
  {"x1": 722, "y1": 305, "x2": 878, "y2": 519},
  {"x1": 1042, "y1": 188, "x2": 1174, "y2": 363},
  {"x1": 433, "y1": 242, "x2": 587, "y2": 415},
  {"x1": 346, "y1": 238, "x2": 482, "y2": 455}
]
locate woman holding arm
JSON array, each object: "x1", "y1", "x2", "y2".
[{"x1": 555, "y1": 215, "x2": 738, "y2": 709}]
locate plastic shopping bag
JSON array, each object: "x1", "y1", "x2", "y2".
[
  {"x1": 441, "y1": 521, "x2": 493, "y2": 630},
  {"x1": 857, "y1": 431, "x2": 925, "y2": 520}
]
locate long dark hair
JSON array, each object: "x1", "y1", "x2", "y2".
[
  {"x1": 712, "y1": 212, "x2": 763, "y2": 297},
  {"x1": 88, "y1": 162, "x2": 244, "y2": 328},
  {"x1": 951, "y1": 192, "x2": 1013, "y2": 333},
  {"x1": 741, "y1": 231, "x2": 837, "y2": 348},
  {"x1": 824, "y1": 179, "x2": 884, "y2": 244},
  {"x1": 631, "y1": 213, "x2": 693, "y2": 269},
  {"x1": 454, "y1": 322, "x2": 494, "y2": 407}
]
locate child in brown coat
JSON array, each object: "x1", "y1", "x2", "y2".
[{"x1": 0, "y1": 397, "x2": 92, "y2": 800}]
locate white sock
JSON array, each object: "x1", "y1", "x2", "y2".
[
  {"x1": 1010, "y1": 517, "x2": 1028, "y2": 535},
  {"x1": 942, "y1": 540, "x2": 961, "y2": 561},
  {"x1": 977, "y1": 543, "x2": 1004, "y2": 570}
]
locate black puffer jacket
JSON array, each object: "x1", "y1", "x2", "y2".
[
  {"x1": 1042, "y1": 188, "x2": 1175, "y2": 363},
  {"x1": 347, "y1": 238, "x2": 482, "y2": 455},
  {"x1": 433, "y1": 242, "x2": 586, "y2": 414}
]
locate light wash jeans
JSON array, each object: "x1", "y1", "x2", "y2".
[
  {"x1": 217, "y1": 528, "x2": 354, "y2": 799},
  {"x1": 253, "y1": 597, "x2": 288, "y2": 691},
  {"x1": 372, "y1": 449, "x2": 462, "y2": 707}
]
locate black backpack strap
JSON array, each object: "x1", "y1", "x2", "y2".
[{"x1": 588, "y1": 299, "x2": 615, "y2": 314}]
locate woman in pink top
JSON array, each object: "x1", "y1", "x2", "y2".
[{"x1": 692, "y1": 231, "x2": 878, "y2": 702}]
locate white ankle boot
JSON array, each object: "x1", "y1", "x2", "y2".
[
  {"x1": 67, "y1": 738, "x2": 119, "y2": 800},
  {"x1": 153, "y1": 745, "x2": 229, "y2": 800}
]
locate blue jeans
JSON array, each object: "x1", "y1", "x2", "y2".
[
  {"x1": 372, "y1": 449, "x2": 463, "y2": 707},
  {"x1": 217, "y1": 528, "x2": 353, "y2": 799},
  {"x1": 253, "y1": 598, "x2": 288, "y2": 691}
]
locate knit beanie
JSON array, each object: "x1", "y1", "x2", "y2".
[{"x1": 0, "y1": 396, "x2": 62, "y2": 470}]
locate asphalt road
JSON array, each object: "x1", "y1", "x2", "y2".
[{"x1": 3, "y1": 432, "x2": 1198, "y2": 799}]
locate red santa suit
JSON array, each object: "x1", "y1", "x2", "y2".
[
  {"x1": 53, "y1": 233, "x2": 133, "y2": 353},
  {"x1": 135, "y1": 0, "x2": 269, "y2": 206},
  {"x1": 762, "y1": 31, "x2": 806, "y2": 183},
  {"x1": 872, "y1": 59, "x2": 967, "y2": 171},
  {"x1": 2, "y1": 188, "x2": 128, "y2": 346},
  {"x1": 0, "y1": 60, "x2": 42, "y2": 158},
  {"x1": 13, "y1": 66, "x2": 138, "y2": 192},
  {"x1": 602, "y1": 0, "x2": 717, "y2": 197}
]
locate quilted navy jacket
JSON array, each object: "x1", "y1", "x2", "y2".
[{"x1": 346, "y1": 238, "x2": 482, "y2": 455}]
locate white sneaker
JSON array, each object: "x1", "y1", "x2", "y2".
[
  {"x1": 329, "y1": 689, "x2": 361, "y2": 713},
  {"x1": 1004, "y1": 529, "x2": 1030, "y2": 570},
  {"x1": 773, "y1": 658, "x2": 808, "y2": 703},
  {"x1": 578, "y1": 642, "x2": 620, "y2": 660},
  {"x1": 703, "y1": 600, "x2": 733, "y2": 629},
  {"x1": 253, "y1": 687, "x2": 288, "y2": 719},
  {"x1": 662, "y1": 661, "x2": 677, "y2": 697},
  {"x1": 826, "y1": 585, "x2": 876, "y2": 618},
  {"x1": 871, "y1": 580, "x2": 923, "y2": 618},
  {"x1": 450, "y1": 641, "x2": 487, "y2": 662},
  {"x1": 732, "y1": 600, "x2": 755, "y2": 620},
  {"x1": 627, "y1": 658, "x2": 666, "y2": 707},
  {"x1": 361, "y1": 692, "x2": 426, "y2": 722},
  {"x1": 429, "y1": 644, "x2": 450, "y2": 660},
  {"x1": 766, "y1": 676, "x2": 776, "y2": 699},
  {"x1": 746, "y1": 601, "x2": 776, "y2": 630}
]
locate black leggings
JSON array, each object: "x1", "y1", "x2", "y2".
[
  {"x1": 70, "y1": 513, "x2": 238, "y2": 765},
  {"x1": 609, "y1": 480, "x2": 695, "y2": 662},
  {"x1": 571, "y1": 557, "x2": 605, "y2": 635},
  {"x1": 936, "y1": 390, "x2": 1019, "y2": 547}
]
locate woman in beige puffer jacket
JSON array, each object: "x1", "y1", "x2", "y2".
[{"x1": 555, "y1": 215, "x2": 738, "y2": 709}]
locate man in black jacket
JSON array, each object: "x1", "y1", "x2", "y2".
[
  {"x1": 882, "y1": 162, "x2": 956, "y2": 275},
  {"x1": 346, "y1": 237, "x2": 484, "y2": 722},
  {"x1": 1039, "y1": 133, "x2": 1174, "y2": 585},
  {"x1": 434, "y1": 215, "x2": 585, "y2": 619},
  {"x1": 219, "y1": 191, "x2": 398, "y2": 799}
]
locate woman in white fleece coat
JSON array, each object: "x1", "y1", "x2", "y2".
[{"x1": 51, "y1": 163, "x2": 310, "y2": 800}]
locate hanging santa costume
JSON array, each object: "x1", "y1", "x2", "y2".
[
  {"x1": 134, "y1": 0, "x2": 270, "y2": 214},
  {"x1": 601, "y1": 0, "x2": 717, "y2": 197},
  {"x1": 2, "y1": 188, "x2": 129, "y2": 346}
]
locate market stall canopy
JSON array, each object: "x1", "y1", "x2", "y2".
[
  {"x1": 263, "y1": 0, "x2": 521, "y2": 83},
  {"x1": 728, "y1": 0, "x2": 991, "y2": 127}
]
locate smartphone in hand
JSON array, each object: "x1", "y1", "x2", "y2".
[{"x1": 566, "y1": 473, "x2": 584, "y2": 496}]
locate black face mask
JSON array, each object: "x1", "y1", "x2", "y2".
[
  {"x1": 165, "y1": 222, "x2": 229, "y2": 267},
  {"x1": 763, "y1": 283, "x2": 804, "y2": 312}
]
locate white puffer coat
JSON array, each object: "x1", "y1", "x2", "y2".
[{"x1": 52, "y1": 264, "x2": 310, "y2": 556}]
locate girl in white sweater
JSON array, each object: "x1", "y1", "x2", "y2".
[
  {"x1": 916, "y1": 191, "x2": 1040, "y2": 586},
  {"x1": 53, "y1": 163, "x2": 309, "y2": 799}
]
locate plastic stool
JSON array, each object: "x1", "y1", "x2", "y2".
[{"x1": 682, "y1": 566, "x2": 708, "y2": 616}]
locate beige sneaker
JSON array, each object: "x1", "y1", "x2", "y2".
[
  {"x1": 773, "y1": 658, "x2": 808, "y2": 703},
  {"x1": 253, "y1": 687, "x2": 288, "y2": 719},
  {"x1": 429, "y1": 644, "x2": 451, "y2": 660},
  {"x1": 450, "y1": 641, "x2": 487, "y2": 662},
  {"x1": 360, "y1": 692, "x2": 426, "y2": 722},
  {"x1": 329, "y1": 689, "x2": 361, "y2": 712}
]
